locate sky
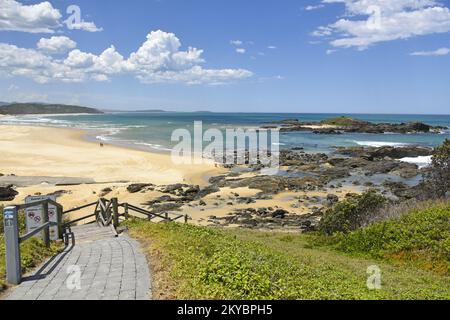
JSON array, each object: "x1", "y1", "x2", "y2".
[{"x1": 0, "y1": 0, "x2": 450, "y2": 114}]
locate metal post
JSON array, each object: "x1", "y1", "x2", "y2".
[
  {"x1": 3, "y1": 206, "x2": 21, "y2": 285},
  {"x1": 112, "y1": 198, "x2": 119, "y2": 228},
  {"x1": 42, "y1": 202, "x2": 50, "y2": 247}
]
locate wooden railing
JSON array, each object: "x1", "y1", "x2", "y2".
[
  {"x1": 3, "y1": 199, "x2": 64, "y2": 284},
  {"x1": 3, "y1": 196, "x2": 188, "y2": 284}
]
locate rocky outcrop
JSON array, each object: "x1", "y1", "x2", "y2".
[
  {"x1": 207, "y1": 207, "x2": 323, "y2": 231},
  {"x1": 127, "y1": 183, "x2": 154, "y2": 193},
  {"x1": 264, "y1": 117, "x2": 444, "y2": 135},
  {"x1": 334, "y1": 146, "x2": 433, "y2": 159}
]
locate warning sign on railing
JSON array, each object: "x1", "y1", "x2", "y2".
[{"x1": 25, "y1": 195, "x2": 59, "y2": 241}]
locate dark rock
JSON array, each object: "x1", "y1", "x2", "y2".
[
  {"x1": 127, "y1": 183, "x2": 153, "y2": 193},
  {"x1": 146, "y1": 195, "x2": 178, "y2": 205},
  {"x1": 100, "y1": 187, "x2": 112, "y2": 196},
  {"x1": 326, "y1": 194, "x2": 339, "y2": 205},
  {"x1": 0, "y1": 185, "x2": 18, "y2": 201},
  {"x1": 196, "y1": 185, "x2": 220, "y2": 198},
  {"x1": 149, "y1": 202, "x2": 183, "y2": 214},
  {"x1": 272, "y1": 209, "x2": 288, "y2": 218},
  {"x1": 163, "y1": 183, "x2": 187, "y2": 194}
]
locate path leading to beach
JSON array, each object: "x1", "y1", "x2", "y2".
[{"x1": 4, "y1": 224, "x2": 151, "y2": 300}]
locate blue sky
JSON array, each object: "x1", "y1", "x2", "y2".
[{"x1": 0, "y1": 0, "x2": 450, "y2": 114}]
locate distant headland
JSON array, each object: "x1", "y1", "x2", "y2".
[{"x1": 0, "y1": 103, "x2": 103, "y2": 115}]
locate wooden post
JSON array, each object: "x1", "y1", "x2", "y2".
[
  {"x1": 56, "y1": 205, "x2": 63, "y2": 240},
  {"x1": 164, "y1": 212, "x2": 169, "y2": 221},
  {"x1": 112, "y1": 198, "x2": 119, "y2": 228},
  {"x1": 124, "y1": 203, "x2": 129, "y2": 219},
  {"x1": 184, "y1": 214, "x2": 188, "y2": 224},
  {"x1": 42, "y1": 202, "x2": 50, "y2": 247}
]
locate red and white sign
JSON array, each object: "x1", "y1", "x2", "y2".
[{"x1": 25, "y1": 195, "x2": 59, "y2": 241}]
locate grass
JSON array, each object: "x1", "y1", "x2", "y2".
[
  {"x1": 0, "y1": 208, "x2": 62, "y2": 293},
  {"x1": 125, "y1": 217, "x2": 449, "y2": 300}
]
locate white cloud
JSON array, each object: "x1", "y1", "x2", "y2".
[
  {"x1": 230, "y1": 40, "x2": 243, "y2": 46},
  {"x1": 37, "y1": 36, "x2": 77, "y2": 54},
  {"x1": 267, "y1": 45, "x2": 277, "y2": 49},
  {"x1": 0, "y1": 30, "x2": 253, "y2": 85},
  {"x1": 305, "y1": 4, "x2": 325, "y2": 11},
  {"x1": 313, "y1": 0, "x2": 450, "y2": 50},
  {"x1": 235, "y1": 48, "x2": 246, "y2": 54},
  {"x1": 69, "y1": 21, "x2": 103, "y2": 32},
  {"x1": 410, "y1": 47, "x2": 450, "y2": 56},
  {"x1": 0, "y1": 0, "x2": 102, "y2": 34},
  {"x1": 0, "y1": 0, "x2": 61, "y2": 33}
]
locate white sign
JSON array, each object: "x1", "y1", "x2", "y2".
[{"x1": 25, "y1": 195, "x2": 59, "y2": 241}]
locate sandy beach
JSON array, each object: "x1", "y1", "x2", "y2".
[
  {"x1": 0, "y1": 125, "x2": 222, "y2": 185},
  {"x1": 0, "y1": 124, "x2": 360, "y2": 226},
  {"x1": 0, "y1": 125, "x2": 223, "y2": 218}
]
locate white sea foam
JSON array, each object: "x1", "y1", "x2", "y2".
[
  {"x1": 399, "y1": 156, "x2": 432, "y2": 169},
  {"x1": 134, "y1": 142, "x2": 172, "y2": 151},
  {"x1": 353, "y1": 140, "x2": 409, "y2": 148}
]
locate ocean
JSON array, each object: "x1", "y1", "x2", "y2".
[{"x1": 2, "y1": 112, "x2": 450, "y2": 156}]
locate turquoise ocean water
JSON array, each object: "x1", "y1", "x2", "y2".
[{"x1": 2, "y1": 112, "x2": 450, "y2": 154}]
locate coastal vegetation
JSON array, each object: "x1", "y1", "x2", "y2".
[
  {"x1": 320, "y1": 116, "x2": 369, "y2": 127},
  {"x1": 318, "y1": 190, "x2": 387, "y2": 235},
  {"x1": 125, "y1": 203, "x2": 449, "y2": 299},
  {"x1": 0, "y1": 103, "x2": 102, "y2": 115}
]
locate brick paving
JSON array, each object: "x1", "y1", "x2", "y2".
[{"x1": 4, "y1": 224, "x2": 151, "y2": 300}]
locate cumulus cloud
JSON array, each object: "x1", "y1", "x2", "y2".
[
  {"x1": 235, "y1": 48, "x2": 246, "y2": 54},
  {"x1": 0, "y1": 0, "x2": 102, "y2": 33},
  {"x1": 0, "y1": 0, "x2": 61, "y2": 33},
  {"x1": 0, "y1": 30, "x2": 253, "y2": 85},
  {"x1": 410, "y1": 47, "x2": 450, "y2": 56},
  {"x1": 37, "y1": 36, "x2": 77, "y2": 54},
  {"x1": 312, "y1": 0, "x2": 450, "y2": 50}
]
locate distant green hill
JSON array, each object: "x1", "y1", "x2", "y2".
[{"x1": 0, "y1": 103, "x2": 102, "y2": 115}]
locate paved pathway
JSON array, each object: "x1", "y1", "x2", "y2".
[{"x1": 5, "y1": 224, "x2": 151, "y2": 300}]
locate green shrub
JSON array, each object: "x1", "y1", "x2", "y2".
[
  {"x1": 332, "y1": 201, "x2": 450, "y2": 274},
  {"x1": 319, "y1": 191, "x2": 387, "y2": 235}
]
